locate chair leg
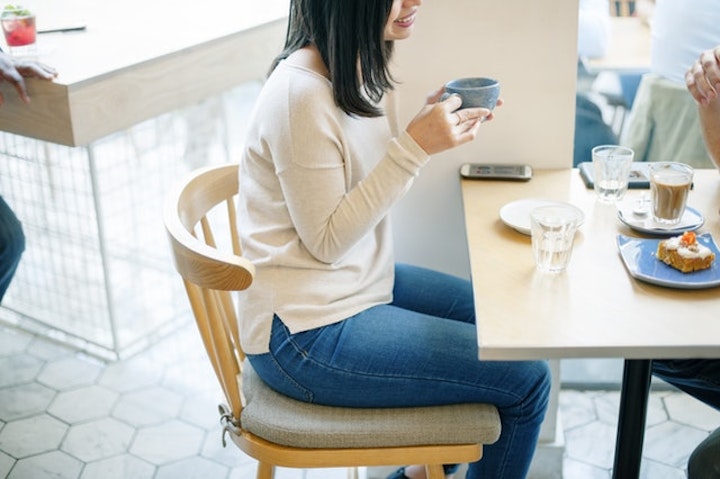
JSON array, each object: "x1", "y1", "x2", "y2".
[
  {"x1": 256, "y1": 462, "x2": 275, "y2": 479},
  {"x1": 426, "y1": 464, "x2": 445, "y2": 479}
]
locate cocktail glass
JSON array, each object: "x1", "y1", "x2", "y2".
[{"x1": 1, "y1": 6, "x2": 37, "y2": 57}]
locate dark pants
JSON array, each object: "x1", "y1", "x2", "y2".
[
  {"x1": 0, "y1": 196, "x2": 24, "y2": 303},
  {"x1": 653, "y1": 359, "x2": 720, "y2": 478},
  {"x1": 573, "y1": 93, "x2": 618, "y2": 167},
  {"x1": 689, "y1": 428, "x2": 720, "y2": 479}
]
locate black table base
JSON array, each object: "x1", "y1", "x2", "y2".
[{"x1": 612, "y1": 359, "x2": 653, "y2": 479}]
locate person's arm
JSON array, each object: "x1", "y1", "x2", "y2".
[
  {"x1": 268, "y1": 74, "x2": 492, "y2": 264},
  {"x1": 686, "y1": 46, "x2": 720, "y2": 169},
  {"x1": 696, "y1": 98, "x2": 720, "y2": 169},
  {"x1": 0, "y1": 50, "x2": 57, "y2": 105}
]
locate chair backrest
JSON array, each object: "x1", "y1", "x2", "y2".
[{"x1": 163, "y1": 163, "x2": 254, "y2": 421}]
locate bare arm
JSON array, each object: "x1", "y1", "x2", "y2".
[
  {"x1": 686, "y1": 46, "x2": 720, "y2": 169},
  {"x1": 695, "y1": 98, "x2": 720, "y2": 169}
]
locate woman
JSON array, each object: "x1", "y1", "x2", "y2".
[{"x1": 237, "y1": 1, "x2": 551, "y2": 478}]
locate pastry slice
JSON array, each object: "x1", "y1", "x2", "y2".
[{"x1": 656, "y1": 231, "x2": 715, "y2": 273}]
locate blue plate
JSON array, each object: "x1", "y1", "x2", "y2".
[{"x1": 617, "y1": 233, "x2": 720, "y2": 289}]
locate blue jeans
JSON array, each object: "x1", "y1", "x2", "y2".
[
  {"x1": 653, "y1": 359, "x2": 720, "y2": 478},
  {"x1": 0, "y1": 196, "x2": 24, "y2": 303},
  {"x1": 248, "y1": 263, "x2": 551, "y2": 479}
]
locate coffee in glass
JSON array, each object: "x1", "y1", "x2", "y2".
[{"x1": 649, "y1": 162, "x2": 694, "y2": 226}]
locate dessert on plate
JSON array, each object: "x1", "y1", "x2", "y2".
[{"x1": 656, "y1": 231, "x2": 715, "y2": 273}]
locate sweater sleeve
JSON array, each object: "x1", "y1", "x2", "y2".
[{"x1": 272, "y1": 74, "x2": 430, "y2": 264}]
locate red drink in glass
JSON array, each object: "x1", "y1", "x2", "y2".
[{"x1": 1, "y1": 7, "x2": 36, "y2": 57}]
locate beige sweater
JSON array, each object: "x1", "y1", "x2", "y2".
[{"x1": 237, "y1": 61, "x2": 430, "y2": 354}]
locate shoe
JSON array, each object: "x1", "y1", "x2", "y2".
[
  {"x1": 443, "y1": 464, "x2": 460, "y2": 476},
  {"x1": 386, "y1": 467, "x2": 410, "y2": 479},
  {"x1": 443, "y1": 464, "x2": 459, "y2": 475},
  {"x1": 386, "y1": 465, "x2": 459, "y2": 479}
]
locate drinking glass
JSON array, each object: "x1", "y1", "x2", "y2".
[
  {"x1": 649, "y1": 162, "x2": 693, "y2": 226},
  {"x1": 530, "y1": 205, "x2": 581, "y2": 273},
  {"x1": 592, "y1": 145, "x2": 634, "y2": 203},
  {"x1": 1, "y1": 6, "x2": 36, "y2": 58}
]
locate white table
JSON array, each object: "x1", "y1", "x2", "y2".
[
  {"x1": 461, "y1": 168, "x2": 720, "y2": 478},
  {"x1": 0, "y1": 0, "x2": 288, "y2": 146},
  {"x1": 0, "y1": 0, "x2": 288, "y2": 358}
]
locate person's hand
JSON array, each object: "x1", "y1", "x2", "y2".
[
  {"x1": 405, "y1": 86, "x2": 502, "y2": 156},
  {"x1": 685, "y1": 46, "x2": 720, "y2": 106},
  {"x1": 0, "y1": 52, "x2": 58, "y2": 106}
]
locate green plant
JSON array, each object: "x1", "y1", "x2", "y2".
[{"x1": 2, "y1": 4, "x2": 32, "y2": 17}]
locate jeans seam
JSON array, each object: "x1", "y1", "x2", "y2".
[{"x1": 265, "y1": 350, "x2": 315, "y2": 403}]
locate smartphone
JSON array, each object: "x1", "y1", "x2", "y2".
[{"x1": 460, "y1": 163, "x2": 532, "y2": 181}]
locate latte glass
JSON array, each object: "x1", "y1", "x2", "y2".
[{"x1": 649, "y1": 162, "x2": 694, "y2": 226}]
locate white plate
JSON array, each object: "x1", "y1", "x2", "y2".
[
  {"x1": 499, "y1": 199, "x2": 585, "y2": 236},
  {"x1": 617, "y1": 233, "x2": 720, "y2": 289},
  {"x1": 617, "y1": 204, "x2": 704, "y2": 236}
]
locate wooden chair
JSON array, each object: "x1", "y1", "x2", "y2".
[{"x1": 163, "y1": 163, "x2": 502, "y2": 479}]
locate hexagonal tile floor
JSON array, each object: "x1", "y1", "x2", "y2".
[{"x1": 1, "y1": 320, "x2": 718, "y2": 479}]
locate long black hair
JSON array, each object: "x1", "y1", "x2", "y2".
[{"x1": 271, "y1": 0, "x2": 396, "y2": 117}]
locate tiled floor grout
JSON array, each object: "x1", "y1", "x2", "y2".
[{"x1": 1, "y1": 320, "x2": 719, "y2": 479}]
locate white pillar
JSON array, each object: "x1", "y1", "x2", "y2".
[{"x1": 391, "y1": 2, "x2": 580, "y2": 476}]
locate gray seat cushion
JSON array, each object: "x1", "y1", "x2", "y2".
[{"x1": 240, "y1": 362, "x2": 501, "y2": 449}]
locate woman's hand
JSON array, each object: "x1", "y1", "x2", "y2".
[
  {"x1": 405, "y1": 86, "x2": 502, "y2": 155},
  {"x1": 686, "y1": 46, "x2": 720, "y2": 106}
]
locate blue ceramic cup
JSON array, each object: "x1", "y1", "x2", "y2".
[{"x1": 442, "y1": 77, "x2": 500, "y2": 110}]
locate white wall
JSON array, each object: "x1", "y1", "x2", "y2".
[{"x1": 391, "y1": 0, "x2": 579, "y2": 279}]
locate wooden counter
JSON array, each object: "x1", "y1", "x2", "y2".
[
  {"x1": 0, "y1": 0, "x2": 289, "y2": 146},
  {"x1": 462, "y1": 168, "x2": 720, "y2": 479},
  {"x1": 0, "y1": 0, "x2": 289, "y2": 359},
  {"x1": 462, "y1": 168, "x2": 720, "y2": 360}
]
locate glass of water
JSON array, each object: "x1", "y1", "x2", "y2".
[
  {"x1": 591, "y1": 145, "x2": 634, "y2": 203},
  {"x1": 530, "y1": 205, "x2": 582, "y2": 273}
]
